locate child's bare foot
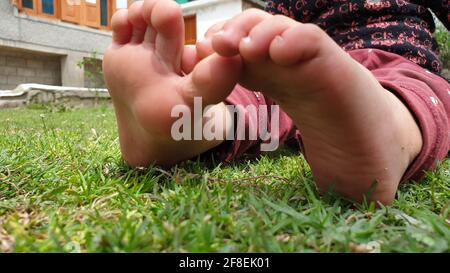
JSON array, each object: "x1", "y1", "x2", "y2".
[
  {"x1": 210, "y1": 10, "x2": 423, "y2": 204},
  {"x1": 103, "y1": 0, "x2": 242, "y2": 167}
]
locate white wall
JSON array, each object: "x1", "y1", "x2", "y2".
[{"x1": 182, "y1": 0, "x2": 242, "y2": 41}]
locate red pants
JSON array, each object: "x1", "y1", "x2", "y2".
[{"x1": 212, "y1": 49, "x2": 450, "y2": 182}]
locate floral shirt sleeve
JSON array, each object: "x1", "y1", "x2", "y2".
[
  {"x1": 265, "y1": 0, "x2": 294, "y2": 18},
  {"x1": 263, "y1": 0, "x2": 447, "y2": 73}
]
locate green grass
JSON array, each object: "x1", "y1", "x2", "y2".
[
  {"x1": 435, "y1": 25, "x2": 450, "y2": 71},
  {"x1": 0, "y1": 106, "x2": 449, "y2": 253}
]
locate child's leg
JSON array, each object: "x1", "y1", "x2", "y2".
[
  {"x1": 209, "y1": 10, "x2": 429, "y2": 204},
  {"x1": 103, "y1": 0, "x2": 243, "y2": 167}
]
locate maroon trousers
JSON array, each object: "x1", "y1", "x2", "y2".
[{"x1": 213, "y1": 49, "x2": 450, "y2": 182}]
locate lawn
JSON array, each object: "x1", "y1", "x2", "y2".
[{"x1": 0, "y1": 106, "x2": 449, "y2": 253}]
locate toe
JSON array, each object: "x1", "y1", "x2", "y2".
[
  {"x1": 212, "y1": 9, "x2": 271, "y2": 57},
  {"x1": 269, "y1": 24, "x2": 328, "y2": 66},
  {"x1": 141, "y1": 0, "x2": 157, "y2": 44},
  {"x1": 127, "y1": 1, "x2": 147, "y2": 44},
  {"x1": 239, "y1": 15, "x2": 297, "y2": 63},
  {"x1": 196, "y1": 37, "x2": 214, "y2": 60},
  {"x1": 183, "y1": 54, "x2": 243, "y2": 105},
  {"x1": 143, "y1": 0, "x2": 184, "y2": 73},
  {"x1": 181, "y1": 45, "x2": 200, "y2": 74},
  {"x1": 111, "y1": 9, "x2": 132, "y2": 45},
  {"x1": 196, "y1": 20, "x2": 227, "y2": 59}
]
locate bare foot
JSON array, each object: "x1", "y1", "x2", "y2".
[
  {"x1": 210, "y1": 10, "x2": 423, "y2": 204},
  {"x1": 103, "y1": 0, "x2": 242, "y2": 167}
]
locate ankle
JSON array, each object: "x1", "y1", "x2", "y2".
[{"x1": 386, "y1": 91, "x2": 423, "y2": 168}]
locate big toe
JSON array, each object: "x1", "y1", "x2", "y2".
[{"x1": 183, "y1": 54, "x2": 243, "y2": 105}]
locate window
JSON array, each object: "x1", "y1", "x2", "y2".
[
  {"x1": 14, "y1": 0, "x2": 197, "y2": 36},
  {"x1": 41, "y1": 0, "x2": 54, "y2": 15},
  {"x1": 20, "y1": 0, "x2": 37, "y2": 15},
  {"x1": 18, "y1": 0, "x2": 58, "y2": 18},
  {"x1": 38, "y1": 0, "x2": 58, "y2": 18},
  {"x1": 22, "y1": 0, "x2": 33, "y2": 9},
  {"x1": 115, "y1": 0, "x2": 128, "y2": 9},
  {"x1": 100, "y1": 0, "x2": 108, "y2": 27}
]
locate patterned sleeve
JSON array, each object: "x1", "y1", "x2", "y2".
[
  {"x1": 265, "y1": 0, "x2": 293, "y2": 17},
  {"x1": 427, "y1": 0, "x2": 449, "y2": 29}
]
